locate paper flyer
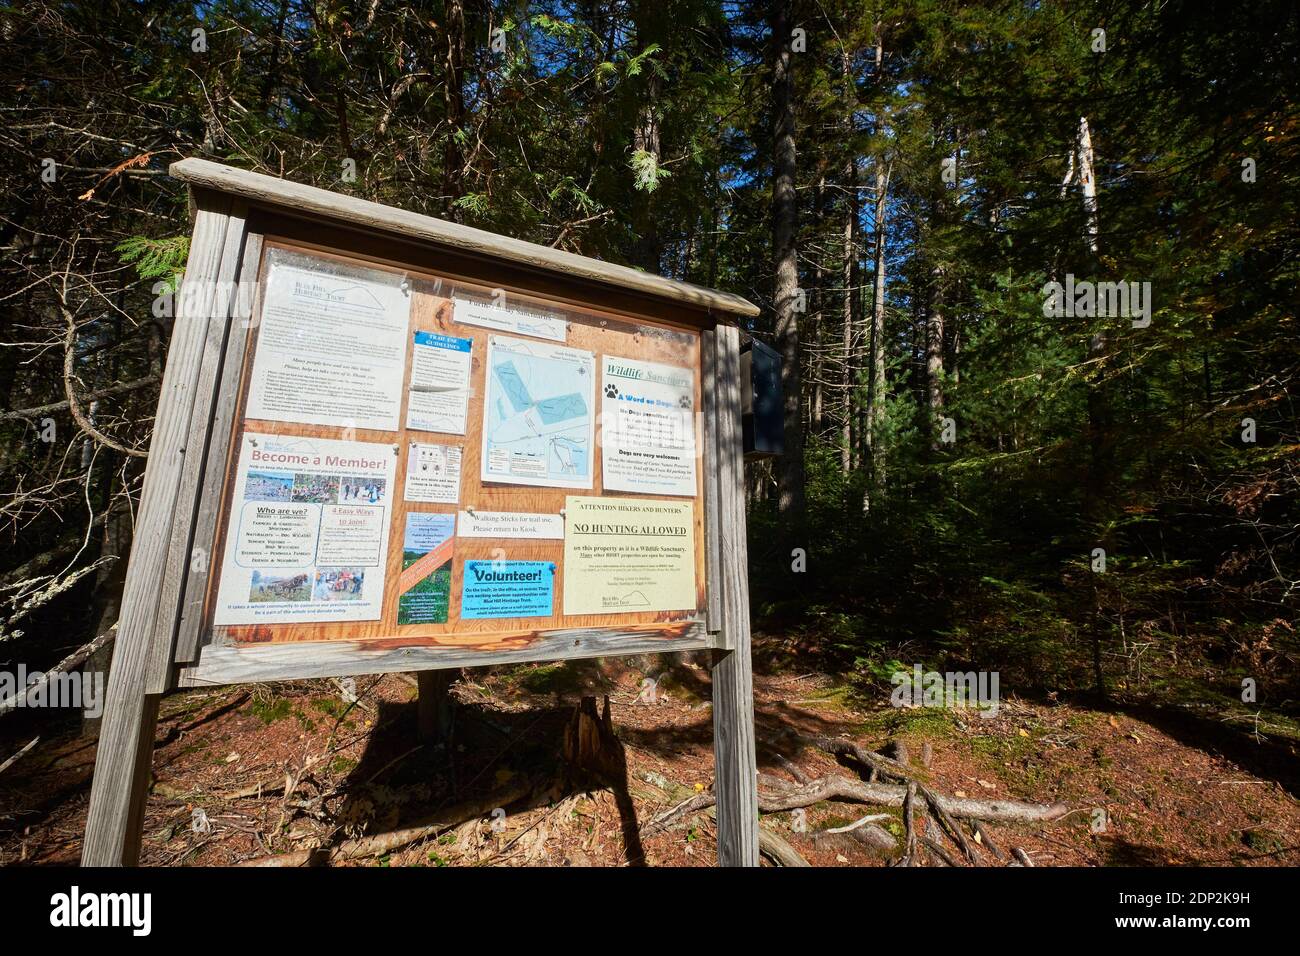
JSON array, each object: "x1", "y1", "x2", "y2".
[
  {"x1": 213, "y1": 434, "x2": 397, "y2": 625},
  {"x1": 457, "y1": 510, "x2": 564, "y2": 540},
  {"x1": 480, "y1": 335, "x2": 595, "y2": 489},
  {"x1": 453, "y1": 295, "x2": 567, "y2": 342},
  {"x1": 403, "y1": 442, "x2": 462, "y2": 504},
  {"x1": 406, "y1": 331, "x2": 472, "y2": 434},
  {"x1": 600, "y1": 355, "x2": 698, "y2": 497},
  {"x1": 460, "y1": 560, "x2": 555, "y2": 619},
  {"x1": 245, "y1": 253, "x2": 411, "y2": 431},
  {"x1": 562, "y1": 496, "x2": 696, "y2": 616},
  {"x1": 397, "y1": 513, "x2": 455, "y2": 624}
]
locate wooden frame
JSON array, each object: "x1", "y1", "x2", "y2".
[{"x1": 83, "y1": 161, "x2": 760, "y2": 867}]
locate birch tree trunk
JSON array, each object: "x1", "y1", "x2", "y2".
[
  {"x1": 812, "y1": 176, "x2": 826, "y2": 435},
  {"x1": 842, "y1": 155, "x2": 859, "y2": 473},
  {"x1": 771, "y1": 0, "x2": 804, "y2": 521},
  {"x1": 1080, "y1": 112, "x2": 1109, "y2": 511},
  {"x1": 926, "y1": 260, "x2": 946, "y2": 447},
  {"x1": 1076, "y1": 115, "x2": 1099, "y2": 253},
  {"x1": 865, "y1": 28, "x2": 890, "y2": 490},
  {"x1": 1077, "y1": 113, "x2": 1109, "y2": 698}
]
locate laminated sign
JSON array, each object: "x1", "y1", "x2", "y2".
[
  {"x1": 213, "y1": 434, "x2": 397, "y2": 625},
  {"x1": 562, "y1": 496, "x2": 696, "y2": 615},
  {"x1": 601, "y1": 356, "x2": 698, "y2": 497}
]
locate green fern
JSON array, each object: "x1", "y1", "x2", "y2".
[
  {"x1": 629, "y1": 150, "x2": 671, "y2": 193},
  {"x1": 453, "y1": 192, "x2": 490, "y2": 216},
  {"x1": 115, "y1": 235, "x2": 189, "y2": 291}
]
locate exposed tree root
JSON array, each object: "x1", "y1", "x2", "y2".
[
  {"x1": 753, "y1": 773, "x2": 1066, "y2": 822},
  {"x1": 922, "y1": 834, "x2": 961, "y2": 867},
  {"x1": 645, "y1": 729, "x2": 1068, "y2": 866},
  {"x1": 974, "y1": 820, "x2": 1007, "y2": 861},
  {"x1": 758, "y1": 828, "x2": 810, "y2": 867},
  {"x1": 896, "y1": 781, "x2": 918, "y2": 866}
]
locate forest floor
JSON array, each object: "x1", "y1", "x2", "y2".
[{"x1": 2, "y1": 633, "x2": 1298, "y2": 867}]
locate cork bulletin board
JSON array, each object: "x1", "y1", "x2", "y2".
[{"x1": 187, "y1": 239, "x2": 711, "y2": 680}]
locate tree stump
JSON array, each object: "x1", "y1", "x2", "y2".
[
  {"x1": 561, "y1": 695, "x2": 644, "y2": 864},
  {"x1": 562, "y1": 695, "x2": 624, "y2": 786}
]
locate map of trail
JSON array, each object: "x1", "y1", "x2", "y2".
[{"x1": 481, "y1": 335, "x2": 595, "y2": 489}]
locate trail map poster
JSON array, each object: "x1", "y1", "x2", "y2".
[
  {"x1": 562, "y1": 496, "x2": 696, "y2": 615},
  {"x1": 213, "y1": 434, "x2": 397, "y2": 625},
  {"x1": 244, "y1": 253, "x2": 411, "y2": 431},
  {"x1": 480, "y1": 335, "x2": 595, "y2": 489}
]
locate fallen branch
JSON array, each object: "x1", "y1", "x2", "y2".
[
  {"x1": 0, "y1": 375, "x2": 159, "y2": 422},
  {"x1": 0, "y1": 736, "x2": 39, "y2": 775},
  {"x1": 236, "y1": 781, "x2": 532, "y2": 867},
  {"x1": 641, "y1": 790, "x2": 716, "y2": 837},
  {"x1": 0, "y1": 626, "x2": 116, "y2": 719}
]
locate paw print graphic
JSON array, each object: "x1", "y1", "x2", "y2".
[
  {"x1": 678, "y1": 395, "x2": 692, "y2": 409},
  {"x1": 604, "y1": 384, "x2": 619, "y2": 399}
]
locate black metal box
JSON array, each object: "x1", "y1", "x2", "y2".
[{"x1": 741, "y1": 337, "x2": 783, "y2": 459}]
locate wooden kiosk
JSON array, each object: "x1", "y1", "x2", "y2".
[{"x1": 82, "y1": 159, "x2": 762, "y2": 866}]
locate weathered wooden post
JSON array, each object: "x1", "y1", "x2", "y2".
[
  {"x1": 82, "y1": 160, "x2": 763, "y2": 867},
  {"x1": 83, "y1": 191, "x2": 255, "y2": 865},
  {"x1": 709, "y1": 323, "x2": 760, "y2": 865}
]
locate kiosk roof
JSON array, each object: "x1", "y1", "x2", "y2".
[{"x1": 169, "y1": 158, "x2": 760, "y2": 320}]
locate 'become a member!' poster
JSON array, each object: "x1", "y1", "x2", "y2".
[
  {"x1": 562, "y1": 496, "x2": 696, "y2": 616},
  {"x1": 213, "y1": 434, "x2": 396, "y2": 625}
]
